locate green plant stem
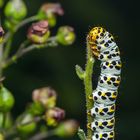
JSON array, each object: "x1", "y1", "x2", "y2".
[
  {"x1": 84, "y1": 42, "x2": 95, "y2": 139},
  {"x1": 3, "y1": 32, "x2": 13, "y2": 60},
  {"x1": 5, "y1": 116, "x2": 43, "y2": 138},
  {"x1": 76, "y1": 42, "x2": 95, "y2": 140},
  {"x1": 3, "y1": 15, "x2": 39, "y2": 44},
  {"x1": 0, "y1": 112, "x2": 6, "y2": 134},
  {"x1": 0, "y1": 15, "x2": 39, "y2": 76},
  {"x1": 2, "y1": 37, "x2": 57, "y2": 69},
  {"x1": 29, "y1": 130, "x2": 56, "y2": 140},
  {"x1": 15, "y1": 16, "x2": 39, "y2": 31},
  {"x1": 1, "y1": 112, "x2": 6, "y2": 129}
]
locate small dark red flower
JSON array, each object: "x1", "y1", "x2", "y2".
[
  {"x1": 27, "y1": 20, "x2": 50, "y2": 44},
  {"x1": 28, "y1": 20, "x2": 49, "y2": 37},
  {"x1": 45, "y1": 107, "x2": 65, "y2": 126},
  {"x1": 41, "y1": 3, "x2": 64, "y2": 16},
  {"x1": 32, "y1": 87, "x2": 57, "y2": 108}
]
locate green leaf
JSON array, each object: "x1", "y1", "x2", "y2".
[
  {"x1": 77, "y1": 128, "x2": 87, "y2": 140},
  {"x1": 75, "y1": 65, "x2": 85, "y2": 80}
]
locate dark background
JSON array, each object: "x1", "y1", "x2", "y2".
[{"x1": 2, "y1": 0, "x2": 140, "y2": 140}]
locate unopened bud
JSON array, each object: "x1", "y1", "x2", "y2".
[
  {"x1": 55, "y1": 120, "x2": 79, "y2": 137},
  {"x1": 40, "y1": 3, "x2": 64, "y2": 16},
  {"x1": 16, "y1": 113, "x2": 36, "y2": 135},
  {"x1": 28, "y1": 20, "x2": 50, "y2": 44},
  {"x1": 57, "y1": 26, "x2": 76, "y2": 45},
  {"x1": 27, "y1": 102, "x2": 45, "y2": 116},
  {"x1": 38, "y1": 3, "x2": 64, "y2": 27},
  {"x1": 0, "y1": 86, "x2": 15, "y2": 112},
  {"x1": 32, "y1": 87, "x2": 57, "y2": 108},
  {"x1": 4, "y1": 0, "x2": 27, "y2": 24},
  {"x1": 0, "y1": 27, "x2": 4, "y2": 43},
  {"x1": 45, "y1": 107, "x2": 65, "y2": 126}
]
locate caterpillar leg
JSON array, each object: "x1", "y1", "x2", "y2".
[
  {"x1": 88, "y1": 94, "x2": 93, "y2": 100},
  {"x1": 87, "y1": 110, "x2": 92, "y2": 116},
  {"x1": 87, "y1": 123, "x2": 92, "y2": 130}
]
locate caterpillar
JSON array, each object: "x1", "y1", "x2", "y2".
[{"x1": 87, "y1": 27, "x2": 122, "y2": 140}]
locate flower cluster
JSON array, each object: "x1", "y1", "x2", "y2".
[
  {"x1": 16, "y1": 87, "x2": 79, "y2": 138},
  {"x1": 0, "y1": 1, "x2": 78, "y2": 139}
]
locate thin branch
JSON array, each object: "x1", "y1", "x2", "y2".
[
  {"x1": 3, "y1": 33, "x2": 13, "y2": 60},
  {"x1": 3, "y1": 15, "x2": 38, "y2": 44},
  {"x1": 5, "y1": 116, "x2": 43, "y2": 139},
  {"x1": 16, "y1": 39, "x2": 30, "y2": 54},
  {"x1": 15, "y1": 16, "x2": 38, "y2": 31},
  {"x1": 29, "y1": 130, "x2": 55, "y2": 140},
  {"x1": 2, "y1": 37, "x2": 57, "y2": 68}
]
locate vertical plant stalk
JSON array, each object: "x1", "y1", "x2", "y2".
[
  {"x1": 76, "y1": 40, "x2": 95, "y2": 139},
  {"x1": 84, "y1": 42, "x2": 94, "y2": 139},
  {"x1": 3, "y1": 33, "x2": 13, "y2": 60}
]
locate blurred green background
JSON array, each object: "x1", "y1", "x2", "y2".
[{"x1": 2, "y1": 0, "x2": 140, "y2": 140}]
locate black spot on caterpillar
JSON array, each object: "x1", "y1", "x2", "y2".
[{"x1": 87, "y1": 27, "x2": 122, "y2": 140}]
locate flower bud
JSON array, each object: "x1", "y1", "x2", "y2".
[
  {"x1": 27, "y1": 102, "x2": 45, "y2": 116},
  {"x1": 16, "y1": 113, "x2": 36, "y2": 135},
  {"x1": 0, "y1": 86, "x2": 15, "y2": 112},
  {"x1": 32, "y1": 87, "x2": 57, "y2": 108},
  {"x1": 4, "y1": 0, "x2": 27, "y2": 24},
  {"x1": 38, "y1": 3, "x2": 64, "y2": 27},
  {"x1": 55, "y1": 120, "x2": 79, "y2": 137},
  {"x1": 0, "y1": 27, "x2": 4, "y2": 43},
  {"x1": 45, "y1": 107, "x2": 65, "y2": 126},
  {"x1": 27, "y1": 20, "x2": 50, "y2": 44},
  {"x1": 57, "y1": 26, "x2": 76, "y2": 45}
]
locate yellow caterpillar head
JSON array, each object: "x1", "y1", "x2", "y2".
[
  {"x1": 87, "y1": 27, "x2": 106, "y2": 44},
  {"x1": 87, "y1": 27, "x2": 115, "y2": 58}
]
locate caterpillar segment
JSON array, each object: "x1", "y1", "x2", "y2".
[
  {"x1": 87, "y1": 27, "x2": 122, "y2": 140},
  {"x1": 92, "y1": 131, "x2": 115, "y2": 140},
  {"x1": 91, "y1": 102, "x2": 116, "y2": 119},
  {"x1": 91, "y1": 117, "x2": 115, "y2": 132}
]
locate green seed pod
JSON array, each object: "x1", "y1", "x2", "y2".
[
  {"x1": 45, "y1": 13, "x2": 56, "y2": 27},
  {"x1": 0, "y1": 27, "x2": 4, "y2": 43},
  {"x1": 38, "y1": 3, "x2": 64, "y2": 27},
  {"x1": 4, "y1": 0, "x2": 27, "y2": 23},
  {"x1": 27, "y1": 102, "x2": 45, "y2": 116},
  {"x1": 4, "y1": 19, "x2": 15, "y2": 31},
  {"x1": 45, "y1": 107, "x2": 65, "y2": 126},
  {"x1": 57, "y1": 26, "x2": 76, "y2": 45},
  {"x1": 32, "y1": 87, "x2": 57, "y2": 109},
  {"x1": 55, "y1": 120, "x2": 79, "y2": 137},
  {"x1": 27, "y1": 20, "x2": 50, "y2": 44},
  {"x1": 17, "y1": 113, "x2": 37, "y2": 135},
  {"x1": 0, "y1": 86, "x2": 15, "y2": 112}
]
